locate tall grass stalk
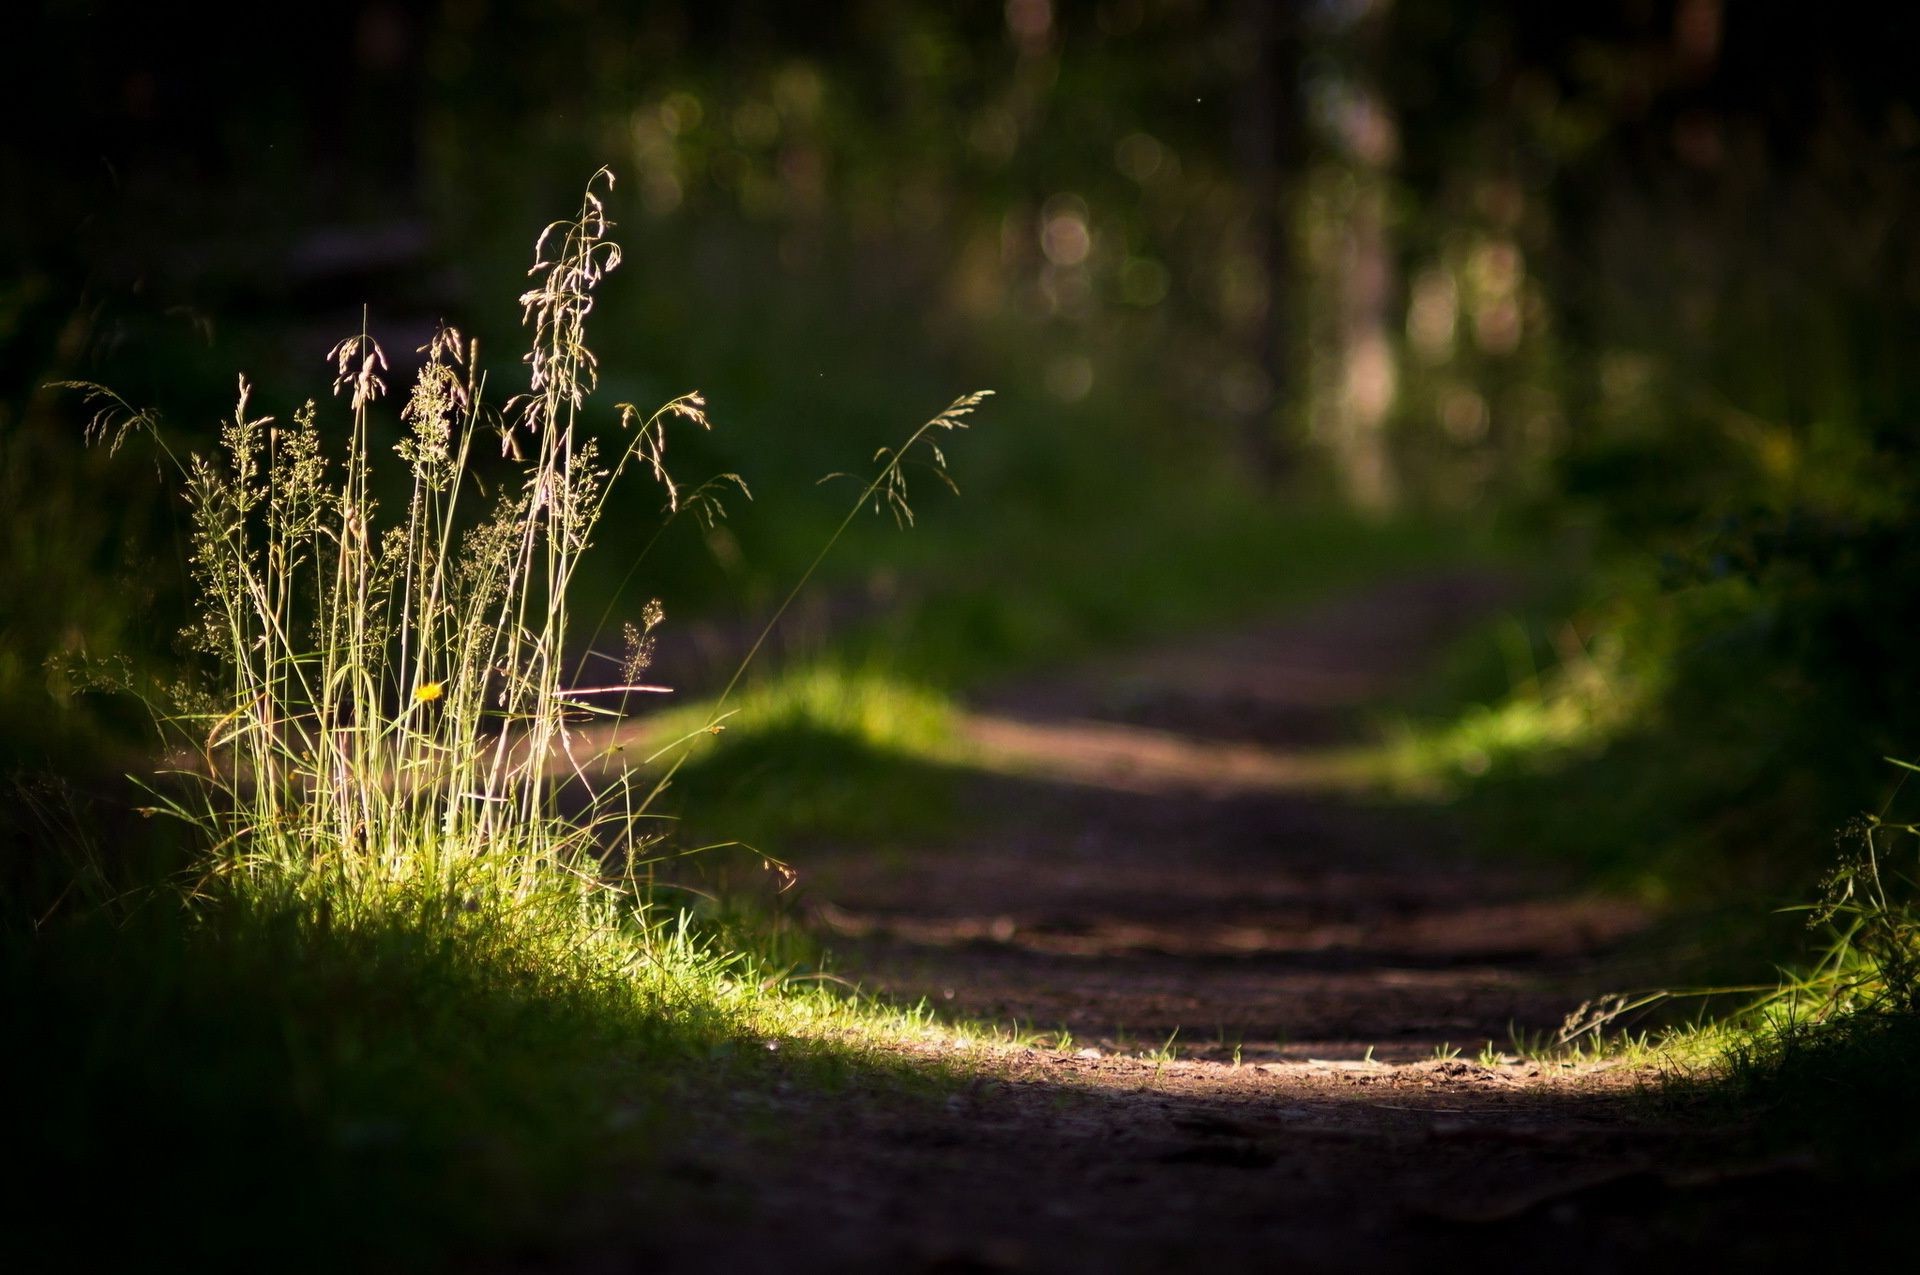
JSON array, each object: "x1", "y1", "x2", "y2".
[
  {"x1": 63, "y1": 168, "x2": 986, "y2": 962},
  {"x1": 623, "y1": 390, "x2": 991, "y2": 820},
  {"x1": 66, "y1": 171, "x2": 680, "y2": 927}
]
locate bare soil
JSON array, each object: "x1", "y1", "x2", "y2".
[{"x1": 558, "y1": 572, "x2": 1858, "y2": 1271}]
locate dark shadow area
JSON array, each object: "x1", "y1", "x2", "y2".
[
  {"x1": 3, "y1": 790, "x2": 940, "y2": 1271},
  {"x1": 628, "y1": 1048, "x2": 1895, "y2": 1273}
]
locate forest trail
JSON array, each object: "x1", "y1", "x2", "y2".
[
  {"x1": 630, "y1": 572, "x2": 1812, "y2": 1271},
  {"x1": 807, "y1": 570, "x2": 1645, "y2": 1063}
]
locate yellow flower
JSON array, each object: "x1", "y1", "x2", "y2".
[{"x1": 413, "y1": 682, "x2": 444, "y2": 703}]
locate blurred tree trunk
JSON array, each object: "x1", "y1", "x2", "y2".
[
  {"x1": 1232, "y1": 0, "x2": 1300, "y2": 490},
  {"x1": 1323, "y1": 5, "x2": 1400, "y2": 514},
  {"x1": 1332, "y1": 151, "x2": 1399, "y2": 513}
]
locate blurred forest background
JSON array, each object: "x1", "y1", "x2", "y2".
[{"x1": 8, "y1": 0, "x2": 1920, "y2": 941}]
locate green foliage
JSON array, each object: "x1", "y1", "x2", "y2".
[
  {"x1": 1813, "y1": 809, "x2": 1920, "y2": 1015},
  {"x1": 13, "y1": 886, "x2": 721, "y2": 1265}
]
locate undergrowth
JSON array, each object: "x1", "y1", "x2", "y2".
[
  {"x1": 1713, "y1": 800, "x2": 1920, "y2": 1175},
  {"x1": 1373, "y1": 553, "x2": 1920, "y2": 1167}
]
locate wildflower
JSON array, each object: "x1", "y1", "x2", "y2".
[{"x1": 414, "y1": 681, "x2": 445, "y2": 704}]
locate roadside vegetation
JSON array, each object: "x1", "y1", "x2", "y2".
[
  {"x1": 1351, "y1": 380, "x2": 1920, "y2": 1177},
  {"x1": 7, "y1": 175, "x2": 1001, "y2": 1266}
]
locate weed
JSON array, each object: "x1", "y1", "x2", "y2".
[
  {"x1": 59, "y1": 168, "x2": 987, "y2": 949},
  {"x1": 1147, "y1": 1031, "x2": 1182, "y2": 1085},
  {"x1": 64, "y1": 173, "x2": 692, "y2": 925}
]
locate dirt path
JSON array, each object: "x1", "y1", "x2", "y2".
[
  {"x1": 801, "y1": 571, "x2": 1648, "y2": 1065},
  {"x1": 622, "y1": 573, "x2": 1820, "y2": 1271}
]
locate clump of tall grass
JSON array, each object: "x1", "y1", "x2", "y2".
[
  {"x1": 1770, "y1": 800, "x2": 1920, "y2": 1020},
  {"x1": 60, "y1": 167, "x2": 988, "y2": 961},
  {"x1": 1678, "y1": 794, "x2": 1920, "y2": 1186},
  {"x1": 1364, "y1": 619, "x2": 1642, "y2": 797},
  {"x1": 64, "y1": 172, "x2": 691, "y2": 938}
]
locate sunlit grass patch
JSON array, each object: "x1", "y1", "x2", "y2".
[
  {"x1": 10, "y1": 868, "x2": 970, "y2": 1268},
  {"x1": 647, "y1": 663, "x2": 968, "y2": 846},
  {"x1": 1354, "y1": 619, "x2": 1646, "y2": 797},
  {"x1": 675, "y1": 663, "x2": 961, "y2": 767}
]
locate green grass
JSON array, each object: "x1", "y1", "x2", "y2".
[
  {"x1": 37, "y1": 154, "x2": 1907, "y2": 1265},
  {"x1": 1344, "y1": 561, "x2": 1890, "y2": 905},
  {"x1": 9, "y1": 877, "x2": 950, "y2": 1268},
  {"x1": 653, "y1": 663, "x2": 964, "y2": 852}
]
